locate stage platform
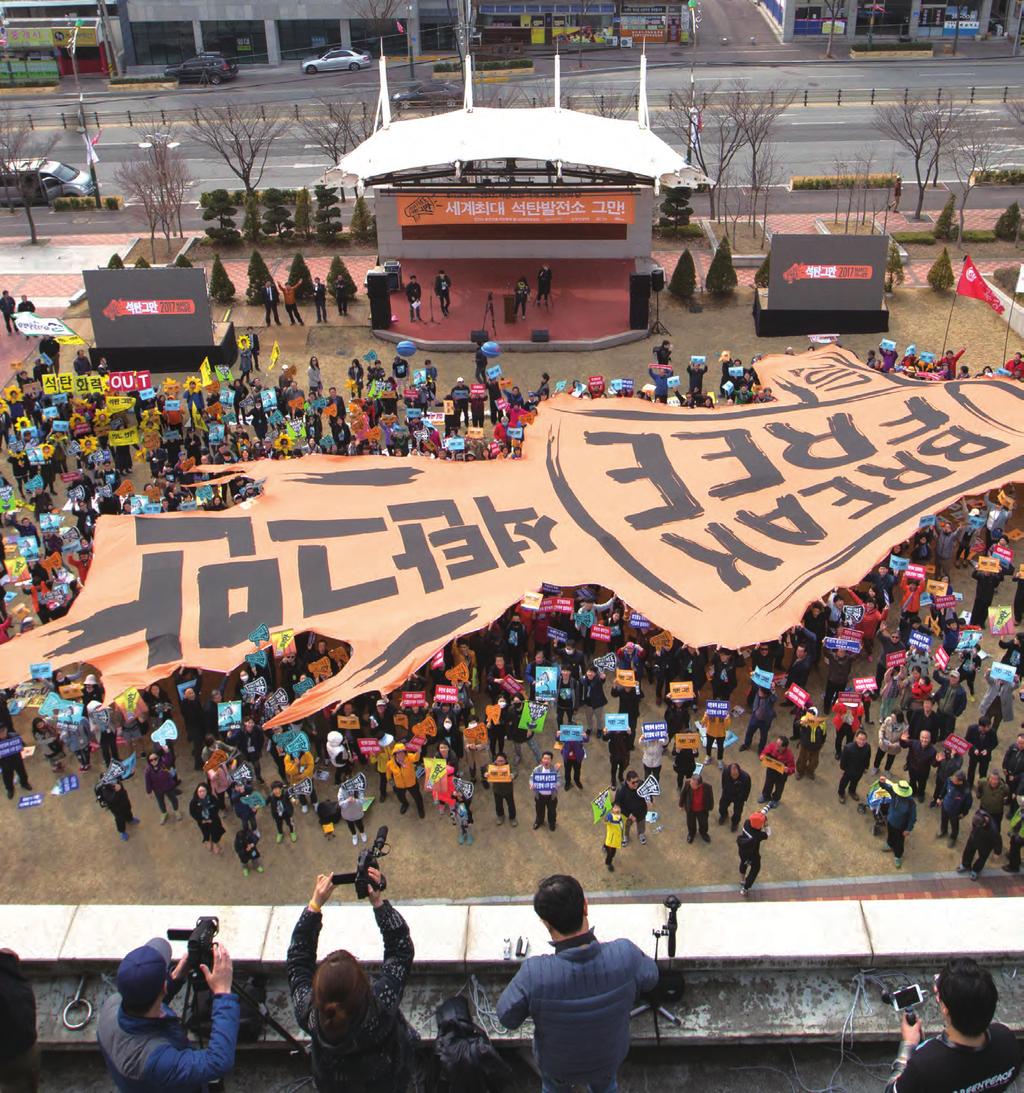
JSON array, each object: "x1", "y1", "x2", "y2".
[{"x1": 377, "y1": 257, "x2": 646, "y2": 352}]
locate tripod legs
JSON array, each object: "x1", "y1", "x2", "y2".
[{"x1": 649, "y1": 289, "x2": 670, "y2": 336}]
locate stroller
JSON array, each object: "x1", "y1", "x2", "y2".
[{"x1": 863, "y1": 778, "x2": 892, "y2": 836}]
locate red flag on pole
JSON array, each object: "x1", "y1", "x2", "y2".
[{"x1": 956, "y1": 256, "x2": 1005, "y2": 314}]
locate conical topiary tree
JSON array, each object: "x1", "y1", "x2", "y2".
[
  {"x1": 885, "y1": 238, "x2": 905, "y2": 292},
  {"x1": 134, "y1": 255, "x2": 151, "y2": 269},
  {"x1": 293, "y1": 188, "x2": 311, "y2": 240},
  {"x1": 208, "y1": 253, "x2": 236, "y2": 303},
  {"x1": 246, "y1": 249, "x2": 273, "y2": 304},
  {"x1": 107, "y1": 252, "x2": 125, "y2": 269},
  {"x1": 286, "y1": 252, "x2": 314, "y2": 300},
  {"x1": 927, "y1": 246, "x2": 955, "y2": 292},
  {"x1": 934, "y1": 193, "x2": 956, "y2": 242},
  {"x1": 668, "y1": 249, "x2": 696, "y2": 299},
  {"x1": 242, "y1": 190, "x2": 261, "y2": 243},
  {"x1": 705, "y1": 236, "x2": 737, "y2": 296},
  {"x1": 327, "y1": 255, "x2": 357, "y2": 306},
  {"x1": 994, "y1": 201, "x2": 1020, "y2": 243},
  {"x1": 349, "y1": 194, "x2": 376, "y2": 245},
  {"x1": 174, "y1": 252, "x2": 193, "y2": 268},
  {"x1": 754, "y1": 251, "x2": 771, "y2": 289},
  {"x1": 314, "y1": 184, "x2": 342, "y2": 244}
]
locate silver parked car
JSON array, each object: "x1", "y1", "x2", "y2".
[
  {"x1": 302, "y1": 47, "x2": 372, "y2": 74},
  {"x1": 0, "y1": 159, "x2": 95, "y2": 207}
]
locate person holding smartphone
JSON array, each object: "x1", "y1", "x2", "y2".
[
  {"x1": 287, "y1": 869, "x2": 417, "y2": 1092},
  {"x1": 886, "y1": 958, "x2": 1021, "y2": 1092}
]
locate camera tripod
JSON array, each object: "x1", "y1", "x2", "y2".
[
  {"x1": 482, "y1": 292, "x2": 497, "y2": 336},
  {"x1": 649, "y1": 287, "x2": 670, "y2": 336},
  {"x1": 630, "y1": 896, "x2": 683, "y2": 1045}
]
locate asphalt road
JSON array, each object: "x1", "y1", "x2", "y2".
[{"x1": 2, "y1": 53, "x2": 1020, "y2": 239}]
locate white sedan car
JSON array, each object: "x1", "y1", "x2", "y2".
[{"x1": 302, "y1": 48, "x2": 372, "y2": 74}]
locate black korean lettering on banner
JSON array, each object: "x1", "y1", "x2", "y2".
[
  {"x1": 197, "y1": 560, "x2": 283, "y2": 648},
  {"x1": 880, "y1": 397, "x2": 949, "y2": 444},
  {"x1": 389, "y1": 500, "x2": 498, "y2": 593},
  {"x1": 662, "y1": 524, "x2": 781, "y2": 592},
  {"x1": 473, "y1": 496, "x2": 558, "y2": 567},
  {"x1": 765, "y1": 414, "x2": 876, "y2": 470},
  {"x1": 675, "y1": 428, "x2": 784, "y2": 500}
]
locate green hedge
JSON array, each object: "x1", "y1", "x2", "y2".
[
  {"x1": 892, "y1": 231, "x2": 936, "y2": 244},
  {"x1": 975, "y1": 168, "x2": 1024, "y2": 185},
  {"x1": 108, "y1": 75, "x2": 171, "y2": 85},
  {"x1": 792, "y1": 173, "x2": 897, "y2": 190},
  {"x1": 654, "y1": 224, "x2": 705, "y2": 239},
  {"x1": 851, "y1": 41, "x2": 933, "y2": 51},
  {"x1": 959, "y1": 228, "x2": 996, "y2": 243},
  {"x1": 200, "y1": 188, "x2": 299, "y2": 208},
  {"x1": 433, "y1": 57, "x2": 532, "y2": 72},
  {"x1": 0, "y1": 78, "x2": 58, "y2": 88},
  {"x1": 52, "y1": 194, "x2": 122, "y2": 210}
]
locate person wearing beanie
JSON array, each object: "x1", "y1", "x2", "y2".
[
  {"x1": 269, "y1": 781, "x2": 297, "y2": 844},
  {"x1": 737, "y1": 810, "x2": 770, "y2": 895},
  {"x1": 97, "y1": 936, "x2": 239, "y2": 1089},
  {"x1": 325, "y1": 731, "x2": 351, "y2": 785}
]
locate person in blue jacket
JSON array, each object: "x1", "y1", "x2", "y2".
[
  {"x1": 97, "y1": 936, "x2": 239, "y2": 1091},
  {"x1": 647, "y1": 364, "x2": 670, "y2": 404}
]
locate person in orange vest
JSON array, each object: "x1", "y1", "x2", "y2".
[
  {"x1": 277, "y1": 279, "x2": 304, "y2": 326},
  {"x1": 386, "y1": 743, "x2": 424, "y2": 818}
]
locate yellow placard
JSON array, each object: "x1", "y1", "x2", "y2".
[
  {"x1": 669, "y1": 680, "x2": 694, "y2": 700},
  {"x1": 106, "y1": 395, "x2": 136, "y2": 414},
  {"x1": 336, "y1": 714, "x2": 361, "y2": 731},
  {"x1": 485, "y1": 763, "x2": 512, "y2": 782},
  {"x1": 115, "y1": 686, "x2": 141, "y2": 714},
  {"x1": 760, "y1": 754, "x2": 787, "y2": 774},
  {"x1": 42, "y1": 374, "x2": 103, "y2": 395},
  {"x1": 237, "y1": 334, "x2": 250, "y2": 351},
  {"x1": 675, "y1": 731, "x2": 702, "y2": 750},
  {"x1": 55, "y1": 334, "x2": 86, "y2": 346},
  {"x1": 977, "y1": 555, "x2": 1001, "y2": 574},
  {"x1": 649, "y1": 630, "x2": 674, "y2": 652},
  {"x1": 108, "y1": 427, "x2": 139, "y2": 447},
  {"x1": 615, "y1": 669, "x2": 636, "y2": 688},
  {"x1": 271, "y1": 628, "x2": 295, "y2": 655},
  {"x1": 467, "y1": 427, "x2": 484, "y2": 439},
  {"x1": 269, "y1": 341, "x2": 281, "y2": 370},
  {"x1": 926, "y1": 579, "x2": 948, "y2": 598},
  {"x1": 199, "y1": 357, "x2": 213, "y2": 387}
]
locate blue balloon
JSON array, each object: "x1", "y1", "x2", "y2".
[
  {"x1": 396, "y1": 340, "x2": 417, "y2": 356},
  {"x1": 481, "y1": 341, "x2": 502, "y2": 358}
]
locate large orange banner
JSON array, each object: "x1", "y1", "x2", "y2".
[
  {"x1": 398, "y1": 191, "x2": 636, "y2": 226},
  {"x1": 1, "y1": 349, "x2": 1021, "y2": 728}
]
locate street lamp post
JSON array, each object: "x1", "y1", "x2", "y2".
[
  {"x1": 407, "y1": 2, "x2": 414, "y2": 78},
  {"x1": 69, "y1": 23, "x2": 102, "y2": 209}
]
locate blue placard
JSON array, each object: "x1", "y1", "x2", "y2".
[
  {"x1": 605, "y1": 713, "x2": 630, "y2": 733},
  {"x1": 507, "y1": 427, "x2": 523, "y2": 440},
  {"x1": 547, "y1": 627, "x2": 568, "y2": 644},
  {"x1": 690, "y1": 355, "x2": 706, "y2": 365},
  {"x1": 667, "y1": 374, "x2": 681, "y2": 389},
  {"x1": 42, "y1": 405, "x2": 58, "y2": 420},
  {"x1": 889, "y1": 554, "x2": 909, "y2": 571},
  {"x1": 534, "y1": 665, "x2": 559, "y2": 702},
  {"x1": 629, "y1": 612, "x2": 650, "y2": 631},
  {"x1": 56, "y1": 774, "x2": 80, "y2": 795},
  {"x1": 722, "y1": 380, "x2": 734, "y2": 395},
  {"x1": 706, "y1": 700, "x2": 730, "y2": 718},
  {"x1": 532, "y1": 769, "x2": 559, "y2": 792},
  {"x1": 919, "y1": 351, "x2": 935, "y2": 365},
  {"x1": 641, "y1": 720, "x2": 669, "y2": 743},
  {"x1": 142, "y1": 502, "x2": 162, "y2": 514},
  {"x1": 217, "y1": 700, "x2": 242, "y2": 728},
  {"x1": 553, "y1": 380, "x2": 568, "y2": 394},
  {"x1": 17, "y1": 794, "x2": 43, "y2": 809},
  {"x1": 138, "y1": 386, "x2": 156, "y2": 400},
  {"x1": 880, "y1": 338, "x2": 896, "y2": 352},
  {"x1": 486, "y1": 364, "x2": 502, "y2": 382},
  {"x1": 908, "y1": 630, "x2": 932, "y2": 651},
  {"x1": 0, "y1": 735, "x2": 25, "y2": 758},
  {"x1": 968, "y1": 514, "x2": 986, "y2": 530},
  {"x1": 989, "y1": 661, "x2": 1017, "y2": 684},
  {"x1": 24, "y1": 475, "x2": 44, "y2": 494},
  {"x1": 164, "y1": 399, "x2": 181, "y2": 412},
  {"x1": 50, "y1": 420, "x2": 69, "y2": 433},
  {"x1": 558, "y1": 725, "x2": 585, "y2": 742},
  {"x1": 918, "y1": 514, "x2": 937, "y2": 528},
  {"x1": 751, "y1": 667, "x2": 774, "y2": 690},
  {"x1": 824, "y1": 637, "x2": 861, "y2": 653},
  {"x1": 729, "y1": 365, "x2": 744, "y2": 378},
  {"x1": 445, "y1": 436, "x2": 465, "y2": 452},
  {"x1": 29, "y1": 662, "x2": 53, "y2": 680},
  {"x1": 260, "y1": 390, "x2": 277, "y2": 411}
]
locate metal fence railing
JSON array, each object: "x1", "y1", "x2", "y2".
[{"x1": 24, "y1": 83, "x2": 1024, "y2": 132}]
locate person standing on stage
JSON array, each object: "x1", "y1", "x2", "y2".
[
  {"x1": 434, "y1": 270, "x2": 452, "y2": 317},
  {"x1": 405, "y1": 275, "x2": 423, "y2": 322},
  {"x1": 537, "y1": 264, "x2": 552, "y2": 306},
  {"x1": 514, "y1": 276, "x2": 530, "y2": 319}
]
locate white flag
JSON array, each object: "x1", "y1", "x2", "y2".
[
  {"x1": 83, "y1": 132, "x2": 99, "y2": 165},
  {"x1": 1016, "y1": 263, "x2": 1024, "y2": 296}
]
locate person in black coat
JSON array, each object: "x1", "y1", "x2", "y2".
[
  {"x1": 965, "y1": 717, "x2": 998, "y2": 783},
  {"x1": 313, "y1": 277, "x2": 328, "y2": 323},
  {"x1": 101, "y1": 779, "x2": 138, "y2": 840},
  {"x1": 718, "y1": 762, "x2": 751, "y2": 830},
  {"x1": 969, "y1": 567, "x2": 1003, "y2": 628},
  {"x1": 958, "y1": 808, "x2": 1003, "y2": 879},
  {"x1": 613, "y1": 771, "x2": 648, "y2": 845},
  {"x1": 0, "y1": 949, "x2": 39, "y2": 1090},
  {"x1": 536, "y1": 264, "x2": 552, "y2": 305},
  {"x1": 838, "y1": 730, "x2": 872, "y2": 802},
  {"x1": 263, "y1": 280, "x2": 281, "y2": 326},
  {"x1": 189, "y1": 784, "x2": 225, "y2": 854},
  {"x1": 434, "y1": 270, "x2": 451, "y2": 317}
]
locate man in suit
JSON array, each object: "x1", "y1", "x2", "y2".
[
  {"x1": 248, "y1": 328, "x2": 261, "y2": 370},
  {"x1": 434, "y1": 270, "x2": 451, "y2": 317},
  {"x1": 313, "y1": 277, "x2": 328, "y2": 323},
  {"x1": 537, "y1": 264, "x2": 553, "y2": 306},
  {"x1": 263, "y1": 281, "x2": 281, "y2": 326}
]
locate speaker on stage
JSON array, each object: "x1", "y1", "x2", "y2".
[
  {"x1": 470, "y1": 329, "x2": 488, "y2": 344},
  {"x1": 531, "y1": 329, "x2": 549, "y2": 343},
  {"x1": 629, "y1": 273, "x2": 651, "y2": 331},
  {"x1": 366, "y1": 272, "x2": 391, "y2": 330},
  {"x1": 650, "y1": 266, "x2": 665, "y2": 293}
]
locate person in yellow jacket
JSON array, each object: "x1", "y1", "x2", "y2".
[
  {"x1": 283, "y1": 748, "x2": 317, "y2": 813},
  {"x1": 386, "y1": 742, "x2": 425, "y2": 818},
  {"x1": 604, "y1": 803, "x2": 625, "y2": 872},
  {"x1": 372, "y1": 734, "x2": 395, "y2": 802}
]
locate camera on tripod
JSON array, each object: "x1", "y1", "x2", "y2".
[
  {"x1": 167, "y1": 916, "x2": 219, "y2": 974},
  {"x1": 331, "y1": 825, "x2": 390, "y2": 899}
]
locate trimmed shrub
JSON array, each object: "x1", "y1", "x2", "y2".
[
  {"x1": 653, "y1": 224, "x2": 705, "y2": 239},
  {"x1": 261, "y1": 188, "x2": 294, "y2": 239},
  {"x1": 327, "y1": 255, "x2": 358, "y2": 302},
  {"x1": 134, "y1": 256, "x2": 151, "y2": 269},
  {"x1": 349, "y1": 194, "x2": 376, "y2": 246},
  {"x1": 934, "y1": 194, "x2": 956, "y2": 241},
  {"x1": 174, "y1": 252, "x2": 193, "y2": 268},
  {"x1": 246, "y1": 249, "x2": 273, "y2": 305},
  {"x1": 668, "y1": 249, "x2": 697, "y2": 299},
  {"x1": 285, "y1": 252, "x2": 314, "y2": 300},
  {"x1": 892, "y1": 231, "x2": 936, "y2": 244},
  {"x1": 433, "y1": 58, "x2": 532, "y2": 72},
  {"x1": 705, "y1": 236, "x2": 737, "y2": 296},
  {"x1": 53, "y1": 194, "x2": 122, "y2": 210},
  {"x1": 242, "y1": 191, "x2": 261, "y2": 243},
  {"x1": 314, "y1": 184, "x2": 342, "y2": 244},
  {"x1": 994, "y1": 202, "x2": 1020, "y2": 242},
  {"x1": 960, "y1": 229, "x2": 996, "y2": 243},
  {"x1": 993, "y1": 265, "x2": 1024, "y2": 301},
  {"x1": 107, "y1": 252, "x2": 125, "y2": 269},
  {"x1": 293, "y1": 188, "x2": 311, "y2": 240},
  {"x1": 754, "y1": 252, "x2": 770, "y2": 289},
  {"x1": 791, "y1": 173, "x2": 897, "y2": 191},
  {"x1": 885, "y1": 239, "x2": 905, "y2": 292},
  {"x1": 202, "y1": 188, "x2": 241, "y2": 246},
  {"x1": 976, "y1": 169, "x2": 1024, "y2": 186},
  {"x1": 208, "y1": 253, "x2": 236, "y2": 303},
  {"x1": 659, "y1": 185, "x2": 693, "y2": 228},
  {"x1": 927, "y1": 247, "x2": 954, "y2": 292}
]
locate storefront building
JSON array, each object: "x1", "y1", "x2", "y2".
[
  {"x1": 1, "y1": 19, "x2": 111, "y2": 76},
  {"x1": 773, "y1": 0, "x2": 1013, "y2": 39}
]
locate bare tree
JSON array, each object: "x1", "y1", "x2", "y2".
[
  {"x1": 300, "y1": 99, "x2": 376, "y2": 164},
  {"x1": 924, "y1": 100, "x2": 963, "y2": 188},
  {"x1": 583, "y1": 82, "x2": 637, "y2": 119},
  {"x1": 875, "y1": 99, "x2": 935, "y2": 220},
  {"x1": 115, "y1": 159, "x2": 164, "y2": 260},
  {"x1": 187, "y1": 105, "x2": 287, "y2": 197},
  {"x1": 1007, "y1": 99, "x2": 1024, "y2": 126},
  {"x1": 0, "y1": 107, "x2": 57, "y2": 245},
  {"x1": 822, "y1": 0, "x2": 847, "y2": 58},
  {"x1": 116, "y1": 137, "x2": 192, "y2": 259},
  {"x1": 756, "y1": 143, "x2": 781, "y2": 246},
  {"x1": 659, "y1": 83, "x2": 745, "y2": 221},
  {"x1": 949, "y1": 115, "x2": 998, "y2": 243},
  {"x1": 732, "y1": 85, "x2": 794, "y2": 217}
]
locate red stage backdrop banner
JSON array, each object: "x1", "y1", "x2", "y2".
[
  {"x1": 397, "y1": 191, "x2": 636, "y2": 226},
  {"x1": 1, "y1": 349, "x2": 1021, "y2": 727}
]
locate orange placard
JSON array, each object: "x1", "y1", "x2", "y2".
[
  {"x1": 669, "y1": 681, "x2": 694, "y2": 700},
  {"x1": 393, "y1": 712, "x2": 409, "y2": 732},
  {"x1": 336, "y1": 714, "x2": 361, "y2": 731},
  {"x1": 615, "y1": 669, "x2": 636, "y2": 688},
  {"x1": 398, "y1": 191, "x2": 636, "y2": 227},
  {"x1": 307, "y1": 656, "x2": 333, "y2": 683},
  {"x1": 485, "y1": 704, "x2": 502, "y2": 726},
  {"x1": 463, "y1": 722, "x2": 487, "y2": 745},
  {"x1": 485, "y1": 762, "x2": 512, "y2": 782},
  {"x1": 203, "y1": 748, "x2": 228, "y2": 772},
  {"x1": 977, "y1": 555, "x2": 1001, "y2": 574},
  {"x1": 649, "y1": 631, "x2": 674, "y2": 652},
  {"x1": 415, "y1": 715, "x2": 438, "y2": 738},
  {"x1": 675, "y1": 731, "x2": 702, "y2": 750},
  {"x1": 329, "y1": 645, "x2": 350, "y2": 666},
  {"x1": 760, "y1": 754, "x2": 787, "y2": 774},
  {"x1": 446, "y1": 661, "x2": 470, "y2": 685}
]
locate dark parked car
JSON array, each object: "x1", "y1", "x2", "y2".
[
  {"x1": 392, "y1": 81, "x2": 461, "y2": 106},
  {"x1": 164, "y1": 54, "x2": 239, "y2": 85}
]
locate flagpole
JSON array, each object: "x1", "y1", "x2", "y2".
[
  {"x1": 941, "y1": 262, "x2": 960, "y2": 354},
  {"x1": 1002, "y1": 283, "x2": 1017, "y2": 369}
]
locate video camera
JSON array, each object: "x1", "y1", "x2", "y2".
[
  {"x1": 331, "y1": 825, "x2": 390, "y2": 899},
  {"x1": 167, "y1": 916, "x2": 219, "y2": 974}
]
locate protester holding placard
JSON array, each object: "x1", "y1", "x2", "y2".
[
  {"x1": 100, "y1": 778, "x2": 139, "y2": 841},
  {"x1": 613, "y1": 770, "x2": 648, "y2": 846},
  {"x1": 758, "y1": 737, "x2": 795, "y2": 807},
  {"x1": 531, "y1": 751, "x2": 559, "y2": 832},
  {"x1": 189, "y1": 783, "x2": 225, "y2": 854},
  {"x1": 144, "y1": 748, "x2": 182, "y2": 824},
  {"x1": 284, "y1": 747, "x2": 316, "y2": 814}
]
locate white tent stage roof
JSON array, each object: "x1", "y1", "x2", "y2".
[{"x1": 337, "y1": 53, "x2": 710, "y2": 192}]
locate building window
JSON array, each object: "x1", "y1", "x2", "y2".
[
  {"x1": 130, "y1": 20, "x2": 195, "y2": 66},
  {"x1": 277, "y1": 19, "x2": 342, "y2": 60},
  {"x1": 420, "y1": 18, "x2": 457, "y2": 50},
  {"x1": 350, "y1": 19, "x2": 409, "y2": 56},
  {"x1": 200, "y1": 20, "x2": 268, "y2": 64}
]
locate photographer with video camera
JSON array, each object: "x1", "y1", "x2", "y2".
[
  {"x1": 287, "y1": 833, "x2": 417, "y2": 1092},
  {"x1": 885, "y1": 957, "x2": 1021, "y2": 1092},
  {"x1": 97, "y1": 931, "x2": 238, "y2": 1091}
]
